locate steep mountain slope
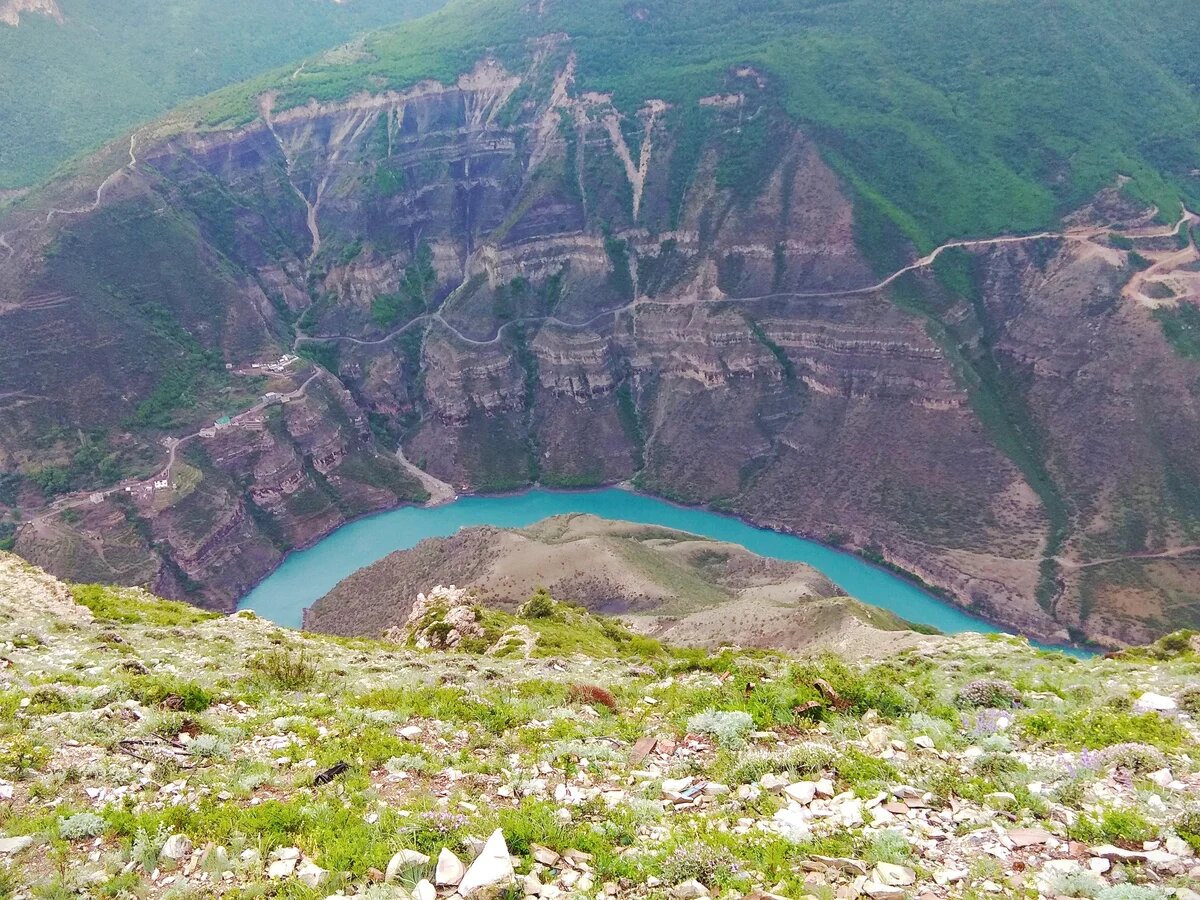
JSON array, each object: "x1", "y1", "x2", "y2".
[
  {"x1": 0, "y1": 0, "x2": 447, "y2": 188},
  {"x1": 2, "y1": 553, "x2": 1199, "y2": 897},
  {"x1": 0, "y1": 0, "x2": 1199, "y2": 644},
  {"x1": 307, "y1": 514, "x2": 928, "y2": 656}
]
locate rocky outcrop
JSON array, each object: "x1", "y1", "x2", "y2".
[
  {"x1": 0, "y1": 0, "x2": 61, "y2": 27},
  {"x1": 0, "y1": 52, "x2": 1198, "y2": 642}
]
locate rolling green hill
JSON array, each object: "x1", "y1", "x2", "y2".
[
  {"x1": 185, "y1": 0, "x2": 1200, "y2": 257},
  {"x1": 0, "y1": 0, "x2": 447, "y2": 189}
]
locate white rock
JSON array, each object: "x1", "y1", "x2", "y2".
[
  {"x1": 400, "y1": 725, "x2": 423, "y2": 739},
  {"x1": 458, "y1": 830, "x2": 515, "y2": 898},
  {"x1": 669, "y1": 879, "x2": 710, "y2": 898},
  {"x1": 872, "y1": 863, "x2": 915, "y2": 886},
  {"x1": 436, "y1": 847, "x2": 466, "y2": 886},
  {"x1": 866, "y1": 727, "x2": 891, "y2": 752},
  {"x1": 1134, "y1": 692, "x2": 1177, "y2": 712},
  {"x1": 159, "y1": 834, "x2": 192, "y2": 861},
  {"x1": 913, "y1": 735, "x2": 935, "y2": 750},
  {"x1": 1148, "y1": 768, "x2": 1174, "y2": 787},
  {"x1": 759, "y1": 773, "x2": 788, "y2": 793},
  {"x1": 833, "y1": 796, "x2": 864, "y2": 826},
  {"x1": 267, "y1": 857, "x2": 297, "y2": 879},
  {"x1": 0, "y1": 836, "x2": 33, "y2": 855},
  {"x1": 413, "y1": 880, "x2": 436, "y2": 900},
  {"x1": 783, "y1": 781, "x2": 817, "y2": 805},
  {"x1": 297, "y1": 860, "x2": 328, "y2": 889},
  {"x1": 1166, "y1": 835, "x2": 1194, "y2": 857},
  {"x1": 934, "y1": 868, "x2": 965, "y2": 885},
  {"x1": 772, "y1": 806, "x2": 812, "y2": 842},
  {"x1": 387, "y1": 849, "x2": 432, "y2": 882},
  {"x1": 1037, "y1": 859, "x2": 1083, "y2": 889}
]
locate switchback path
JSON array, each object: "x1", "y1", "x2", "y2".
[{"x1": 44, "y1": 133, "x2": 140, "y2": 224}]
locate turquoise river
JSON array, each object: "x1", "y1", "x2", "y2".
[{"x1": 239, "y1": 488, "x2": 1091, "y2": 657}]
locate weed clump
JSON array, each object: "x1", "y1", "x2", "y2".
[
  {"x1": 248, "y1": 647, "x2": 318, "y2": 690},
  {"x1": 567, "y1": 684, "x2": 617, "y2": 711},
  {"x1": 1097, "y1": 742, "x2": 1167, "y2": 774},
  {"x1": 1177, "y1": 685, "x2": 1200, "y2": 716},
  {"x1": 187, "y1": 734, "x2": 232, "y2": 759},
  {"x1": 659, "y1": 844, "x2": 736, "y2": 888},
  {"x1": 865, "y1": 830, "x2": 913, "y2": 865},
  {"x1": 1042, "y1": 869, "x2": 1106, "y2": 898},
  {"x1": 1095, "y1": 887, "x2": 1170, "y2": 900},
  {"x1": 519, "y1": 589, "x2": 558, "y2": 619},
  {"x1": 729, "y1": 743, "x2": 835, "y2": 784},
  {"x1": 58, "y1": 812, "x2": 106, "y2": 840},
  {"x1": 686, "y1": 709, "x2": 753, "y2": 748},
  {"x1": 957, "y1": 679, "x2": 1021, "y2": 708},
  {"x1": 1174, "y1": 806, "x2": 1200, "y2": 852}
]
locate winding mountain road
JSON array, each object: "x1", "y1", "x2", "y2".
[
  {"x1": 44, "y1": 132, "x2": 140, "y2": 224},
  {"x1": 21, "y1": 370, "x2": 322, "y2": 528},
  {"x1": 298, "y1": 207, "x2": 1197, "y2": 352}
]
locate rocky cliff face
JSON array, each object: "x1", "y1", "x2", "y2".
[
  {"x1": 0, "y1": 51, "x2": 1197, "y2": 641},
  {"x1": 0, "y1": 0, "x2": 61, "y2": 27}
]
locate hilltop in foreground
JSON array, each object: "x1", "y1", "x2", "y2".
[{"x1": 2, "y1": 551, "x2": 1199, "y2": 898}]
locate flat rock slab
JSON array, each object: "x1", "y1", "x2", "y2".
[{"x1": 1007, "y1": 828, "x2": 1055, "y2": 847}]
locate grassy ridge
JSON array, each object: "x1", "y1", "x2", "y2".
[
  {"x1": 0, "y1": 0, "x2": 446, "y2": 188},
  {"x1": 185, "y1": 0, "x2": 1200, "y2": 248}
]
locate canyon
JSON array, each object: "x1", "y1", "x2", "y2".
[{"x1": 0, "y1": 38, "x2": 1198, "y2": 646}]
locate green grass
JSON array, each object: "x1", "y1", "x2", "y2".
[
  {"x1": 1155, "y1": 303, "x2": 1200, "y2": 358},
  {"x1": 1020, "y1": 706, "x2": 1190, "y2": 751},
  {"x1": 0, "y1": 0, "x2": 446, "y2": 188},
  {"x1": 69, "y1": 584, "x2": 218, "y2": 627},
  {"x1": 174, "y1": 0, "x2": 1200, "y2": 247}
]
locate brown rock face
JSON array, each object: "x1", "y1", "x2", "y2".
[{"x1": 0, "y1": 57, "x2": 1197, "y2": 642}]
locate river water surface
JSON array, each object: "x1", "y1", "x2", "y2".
[{"x1": 239, "y1": 488, "x2": 1090, "y2": 656}]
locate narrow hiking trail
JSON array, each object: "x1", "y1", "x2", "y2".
[
  {"x1": 298, "y1": 207, "x2": 1198, "y2": 352},
  {"x1": 44, "y1": 133, "x2": 140, "y2": 224},
  {"x1": 1057, "y1": 544, "x2": 1200, "y2": 571}
]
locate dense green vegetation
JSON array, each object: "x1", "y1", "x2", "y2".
[
  {"x1": 1155, "y1": 303, "x2": 1200, "y2": 358},
  {"x1": 183, "y1": 0, "x2": 1200, "y2": 248},
  {"x1": 0, "y1": 0, "x2": 445, "y2": 188},
  {"x1": 371, "y1": 244, "x2": 438, "y2": 328}
]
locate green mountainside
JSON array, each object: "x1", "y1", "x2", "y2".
[
  {"x1": 2, "y1": 553, "x2": 1200, "y2": 897},
  {"x1": 0, "y1": 0, "x2": 446, "y2": 189},
  {"x1": 184, "y1": 0, "x2": 1200, "y2": 258},
  {"x1": 1, "y1": 0, "x2": 1199, "y2": 647}
]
